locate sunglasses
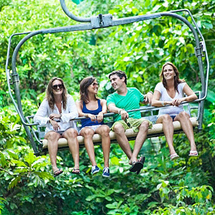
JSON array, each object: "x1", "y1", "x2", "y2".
[
  {"x1": 52, "y1": 84, "x2": 64, "y2": 90},
  {"x1": 91, "y1": 82, "x2": 99, "y2": 86}
]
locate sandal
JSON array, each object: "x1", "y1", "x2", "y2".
[
  {"x1": 129, "y1": 156, "x2": 145, "y2": 165},
  {"x1": 170, "y1": 153, "x2": 179, "y2": 161},
  {"x1": 129, "y1": 161, "x2": 143, "y2": 174},
  {"x1": 189, "y1": 150, "x2": 198, "y2": 157},
  {"x1": 53, "y1": 169, "x2": 63, "y2": 177},
  {"x1": 72, "y1": 168, "x2": 80, "y2": 174},
  {"x1": 135, "y1": 157, "x2": 146, "y2": 174},
  {"x1": 139, "y1": 156, "x2": 145, "y2": 165}
]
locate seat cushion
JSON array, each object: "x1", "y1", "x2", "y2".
[{"x1": 42, "y1": 117, "x2": 198, "y2": 149}]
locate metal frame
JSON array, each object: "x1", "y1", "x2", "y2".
[{"x1": 5, "y1": 0, "x2": 209, "y2": 155}]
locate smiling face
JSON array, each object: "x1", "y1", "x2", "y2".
[
  {"x1": 88, "y1": 80, "x2": 99, "y2": 95},
  {"x1": 162, "y1": 64, "x2": 176, "y2": 81},
  {"x1": 80, "y1": 77, "x2": 99, "y2": 103},
  {"x1": 52, "y1": 79, "x2": 64, "y2": 96},
  {"x1": 109, "y1": 74, "x2": 125, "y2": 91}
]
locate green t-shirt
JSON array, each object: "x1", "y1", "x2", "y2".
[{"x1": 107, "y1": 87, "x2": 144, "y2": 122}]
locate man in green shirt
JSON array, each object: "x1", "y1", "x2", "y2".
[{"x1": 107, "y1": 70, "x2": 153, "y2": 174}]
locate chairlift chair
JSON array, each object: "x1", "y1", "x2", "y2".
[{"x1": 5, "y1": 0, "x2": 209, "y2": 155}]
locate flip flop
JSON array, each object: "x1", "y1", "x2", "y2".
[
  {"x1": 129, "y1": 161, "x2": 143, "y2": 173},
  {"x1": 170, "y1": 153, "x2": 179, "y2": 161},
  {"x1": 72, "y1": 168, "x2": 80, "y2": 174},
  {"x1": 189, "y1": 151, "x2": 198, "y2": 157},
  {"x1": 53, "y1": 169, "x2": 63, "y2": 177}
]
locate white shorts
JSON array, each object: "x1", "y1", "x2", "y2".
[{"x1": 79, "y1": 125, "x2": 102, "y2": 134}]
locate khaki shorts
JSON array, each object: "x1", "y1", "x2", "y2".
[{"x1": 111, "y1": 118, "x2": 152, "y2": 133}]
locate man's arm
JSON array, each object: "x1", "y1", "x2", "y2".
[
  {"x1": 108, "y1": 103, "x2": 129, "y2": 120},
  {"x1": 143, "y1": 91, "x2": 153, "y2": 105}
]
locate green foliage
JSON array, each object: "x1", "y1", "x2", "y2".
[
  {"x1": 153, "y1": 185, "x2": 215, "y2": 214},
  {"x1": 0, "y1": 106, "x2": 25, "y2": 149}
]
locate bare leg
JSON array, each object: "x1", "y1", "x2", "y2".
[
  {"x1": 175, "y1": 112, "x2": 197, "y2": 151},
  {"x1": 113, "y1": 123, "x2": 132, "y2": 159},
  {"x1": 95, "y1": 125, "x2": 110, "y2": 167},
  {"x1": 80, "y1": 127, "x2": 97, "y2": 166},
  {"x1": 45, "y1": 131, "x2": 61, "y2": 172},
  {"x1": 130, "y1": 121, "x2": 149, "y2": 162},
  {"x1": 157, "y1": 115, "x2": 177, "y2": 156},
  {"x1": 62, "y1": 128, "x2": 79, "y2": 170}
]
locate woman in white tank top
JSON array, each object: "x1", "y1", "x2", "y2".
[{"x1": 152, "y1": 62, "x2": 198, "y2": 160}]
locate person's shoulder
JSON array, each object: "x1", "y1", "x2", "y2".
[
  {"x1": 178, "y1": 81, "x2": 186, "y2": 88},
  {"x1": 107, "y1": 91, "x2": 117, "y2": 98},
  {"x1": 128, "y1": 87, "x2": 140, "y2": 92},
  {"x1": 128, "y1": 87, "x2": 138, "y2": 90},
  {"x1": 100, "y1": 99, "x2": 107, "y2": 105},
  {"x1": 41, "y1": 98, "x2": 48, "y2": 104},
  {"x1": 100, "y1": 98, "x2": 106, "y2": 102},
  {"x1": 179, "y1": 81, "x2": 186, "y2": 85},
  {"x1": 156, "y1": 82, "x2": 163, "y2": 87},
  {"x1": 67, "y1": 94, "x2": 74, "y2": 99},
  {"x1": 154, "y1": 82, "x2": 163, "y2": 92},
  {"x1": 67, "y1": 94, "x2": 76, "y2": 102},
  {"x1": 155, "y1": 82, "x2": 163, "y2": 88},
  {"x1": 127, "y1": 87, "x2": 142, "y2": 96}
]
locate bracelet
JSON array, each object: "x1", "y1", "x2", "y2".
[
  {"x1": 161, "y1": 101, "x2": 165, "y2": 106},
  {"x1": 118, "y1": 109, "x2": 125, "y2": 114}
]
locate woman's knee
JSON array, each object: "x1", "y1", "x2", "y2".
[
  {"x1": 158, "y1": 114, "x2": 172, "y2": 123},
  {"x1": 178, "y1": 111, "x2": 189, "y2": 119},
  {"x1": 45, "y1": 131, "x2": 60, "y2": 141},
  {"x1": 100, "y1": 125, "x2": 110, "y2": 133},
  {"x1": 81, "y1": 128, "x2": 94, "y2": 137},
  {"x1": 99, "y1": 125, "x2": 110, "y2": 136},
  {"x1": 65, "y1": 128, "x2": 78, "y2": 138}
]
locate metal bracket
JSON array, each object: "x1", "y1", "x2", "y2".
[
  {"x1": 194, "y1": 46, "x2": 202, "y2": 58},
  {"x1": 195, "y1": 41, "x2": 206, "y2": 57},
  {"x1": 91, "y1": 14, "x2": 113, "y2": 28},
  {"x1": 11, "y1": 71, "x2": 20, "y2": 84},
  {"x1": 200, "y1": 41, "x2": 206, "y2": 52}
]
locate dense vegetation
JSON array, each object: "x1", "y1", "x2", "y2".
[{"x1": 0, "y1": 0, "x2": 215, "y2": 214}]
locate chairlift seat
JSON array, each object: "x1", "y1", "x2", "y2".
[{"x1": 42, "y1": 117, "x2": 198, "y2": 151}]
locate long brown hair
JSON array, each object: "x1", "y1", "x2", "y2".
[
  {"x1": 46, "y1": 77, "x2": 67, "y2": 110},
  {"x1": 160, "y1": 62, "x2": 184, "y2": 92},
  {"x1": 79, "y1": 76, "x2": 97, "y2": 104}
]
